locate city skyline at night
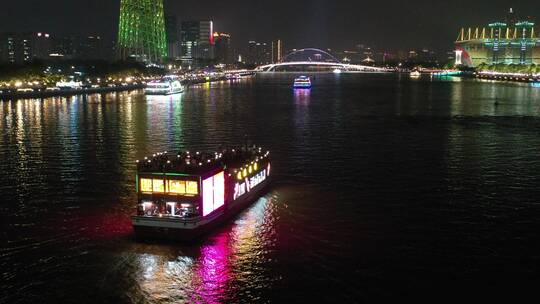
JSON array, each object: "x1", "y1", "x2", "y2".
[
  {"x1": 2, "y1": 0, "x2": 540, "y2": 303},
  {"x1": 1, "y1": 1, "x2": 539, "y2": 53}
]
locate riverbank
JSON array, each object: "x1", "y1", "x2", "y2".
[
  {"x1": 475, "y1": 71, "x2": 540, "y2": 83},
  {"x1": 0, "y1": 84, "x2": 145, "y2": 100},
  {"x1": 0, "y1": 72, "x2": 256, "y2": 100}
]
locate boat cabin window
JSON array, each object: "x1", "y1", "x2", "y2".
[
  {"x1": 141, "y1": 201, "x2": 157, "y2": 216},
  {"x1": 186, "y1": 181, "x2": 198, "y2": 195},
  {"x1": 140, "y1": 178, "x2": 153, "y2": 192},
  {"x1": 140, "y1": 177, "x2": 198, "y2": 195},
  {"x1": 168, "y1": 180, "x2": 186, "y2": 194},
  {"x1": 167, "y1": 179, "x2": 198, "y2": 195},
  {"x1": 152, "y1": 179, "x2": 165, "y2": 193},
  {"x1": 140, "y1": 178, "x2": 165, "y2": 193},
  {"x1": 164, "y1": 202, "x2": 196, "y2": 218},
  {"x1": 166, "y1": 202, "x2": 177, "y2": 216}
]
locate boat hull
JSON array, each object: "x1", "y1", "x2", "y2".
[{"x1": 132, "y1": 179, "x2": 270, "y2": 241}]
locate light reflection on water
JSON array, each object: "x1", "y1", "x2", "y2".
[
  {"x1": 2, "y1": 75, "x2": 540, "y2": 303},
  {"x1": 131, "y1": 195, "x2": 278, "y2": 303},
  {"x1": 294, "y1": 88, "x2": 311, "y2": 105}
]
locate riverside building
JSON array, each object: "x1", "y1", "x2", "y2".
[{"x1": 455, "y1": 9, "x2": 540, "y2": 67}]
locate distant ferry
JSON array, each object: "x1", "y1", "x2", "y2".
[
  {"x1": 132, "y1": 146, "x2": 271, "y2": 241},
  {"x1": 410, "y1": 70, "x2": 421, "y2": 77},
  {"x1": 293, "y1": 76, "x2": 312, "y2": 88},
  {"x1": 145, "y1": 75, "x2": 184, "y2": 95},
  {"x1": 431, "y1": 70, "x2": 462, "y2": 77},
  {"x1": 56, "y1": 80, "x2": 83, "y2": 89}
]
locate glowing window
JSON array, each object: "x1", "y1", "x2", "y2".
[
  {"x1": 203, "y1": 172, "x2": 225, "y2": 216},
  {"x1": 152, "y1": 179, "x2": 165, "y2": 193},
  {"x1": 168, "y1": 180, "x2": 186, "y2": 194},
  {"x1": 202, "y1": 177, "x2": 213, "y2": 216},
  {"x1": 140, "y1": 178, "x2": 153, "y2": 192},
  {"x1": 166, "y1": 202, "x2": 177, "y2": 216},
  {"x1": 202, "y1": 171, "x2": 225, "y2": 217},
  {"x1": 186, "y1": 181, "x2": 198, "y2": 195},
  {"x1": 213, "y1": 172, "x2": 225, "y2": 210}
]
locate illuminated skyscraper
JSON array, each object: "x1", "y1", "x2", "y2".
[
  {"x1": 180, "y1": 21, "x2": 215, "y2": 66},
  {"x1": 272, "y1": 39, "x2": 283, "y2": 63},
  {"x1": 117, "y1": 0, "x2": 167, "y2": 63},
  {"x1": 0, "y1": 32, "x2": 52, "y2": 64}
]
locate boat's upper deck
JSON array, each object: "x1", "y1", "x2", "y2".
[{"x1": 136, "y1": 146, "x2": 270, "y2": 176}]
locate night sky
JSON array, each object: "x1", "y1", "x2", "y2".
[{"x1": 1, "y1": 0, "x2": 538, "y2": 52}]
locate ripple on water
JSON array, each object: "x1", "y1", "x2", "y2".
[{"x1": 2, "y1": 76, "x2": 540, "y2": 302}]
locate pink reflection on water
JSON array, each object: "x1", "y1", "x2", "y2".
[
  {"x1": 133, "y1": 195, "x2": 277, "y2": 303},
  {"x1": 190, "y1": 233, "x2": 232, "y2": 303},
  {"x1": 294, "y1": 88, "x2": 311, "y2": 105},
  {"x1": 189, "y1": 196, "x2": 275, "y2": 303}
]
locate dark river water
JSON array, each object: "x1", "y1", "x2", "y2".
[{"x1": 1, "y1": 74, "x2": 540, "y2": 303}]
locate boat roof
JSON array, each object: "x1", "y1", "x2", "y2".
[
  {"x1": 148, "y1": 75, "x2": 180, "y2": 84},
  {"x1": 136, "y1": 146, "x2": 269, "y2": 176},
  {"x1": 162, "y1": 75, "x2": 179, "y2": 80}
]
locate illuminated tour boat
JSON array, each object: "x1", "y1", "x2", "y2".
[
  {"x1": 132, "y1": 146, "x2": 271, "y2": 240},
  {"x1": 293, "y1": 76, "x2": 312, "y2": 89},
  {"x1": 145, "y1": 75, "x2": 184, "y2": 95},
  {"x1": 410, "y1": 70, "x2": 421, "y2": 78}
]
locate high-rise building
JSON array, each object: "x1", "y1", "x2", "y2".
[
  {"x1": 247, "y1": 41, "x2": 256, "y2": 64},
  {"x1": 0, "y1": 32, "x2": 110, "y2": 63},
  {"x1": 246, "y1": 41, "x2": 271, "y2": 65},
  {"x1": 53, "y1": 35, "x2": 75, "y2": 58},
  {"x1": 455, "y1": 9, "x2": 540, "y2": 66},
  {"x1": 34, "y1": 32, "x2": 53, "y2": 60},
  {"x1": 356, "y1": 44, "x2": 373, "y2": 61},
  {"x1": 165, "y1": 15, "x2": 179, "y2": 59},
  {"x1": 271, "y1": 39, "x2": 283, "y2": 63},
  {"x1": 180, "y1": 21, "x2": 198, "y2": 64},
  {"x1": 214, "y1": 32, "x2": 231, "y2": 64},
  {"x1": 117, "y1": 0, "x2": 167, "y2": 63},
  {"x1": 342, "y1": 50, "x2": 361, "y2": 63},
  {"x1": 78, "y1": 36, "x2": 103, "y2": 60},
  {"x1": 50, "y1": 35, "x2": 105, "y2": 60},
  {"x1": 418, "y1": 48, "x2": 437, "y2": 64},
  {"x1": 0, "y1": 33, "x2": 31, "y2": 64},
  {"x1": 0, "y1": 32, "x2": 52, "y2": 64},
  {"x1": 180, "y1": 21, "x2": 215, "y2": 66}
]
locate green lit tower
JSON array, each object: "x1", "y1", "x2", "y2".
[{"x1": 117, "y1": 0, "x2": 167, "y2": 63}]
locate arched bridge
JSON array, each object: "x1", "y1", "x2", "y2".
[{"x1": 255, "y1": 48, "x2": 389, "y2": 73}]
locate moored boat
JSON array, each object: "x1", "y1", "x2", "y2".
[{"x1": 132, "y1": 146, "x2": 271, "y2": 241}]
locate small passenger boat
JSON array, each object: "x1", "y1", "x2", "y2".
[{"x1": 293, "y1": 76, "x2": 312, "y2": 88}]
